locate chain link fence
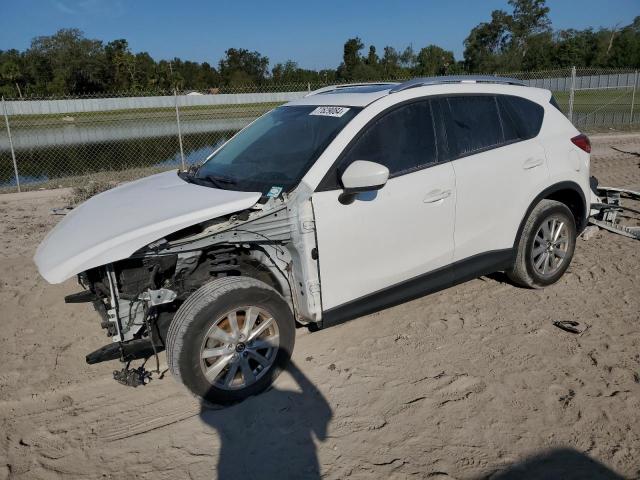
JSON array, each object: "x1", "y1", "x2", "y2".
[{"x1": 1, "y1": 68, "x2": 638, "y2": 193}]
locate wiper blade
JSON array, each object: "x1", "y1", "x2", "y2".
[
  {"x1": 177, "y1": 171, "x2": 237, "y2": 189},
  {"x1": 204, "y1": 174, "x2": 237, "y2": 185}
]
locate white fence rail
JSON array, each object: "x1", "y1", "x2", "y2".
[
  {"x1": 523, "y1": 71, "x2": 638, "y2": 91},
  {"x1": 4, "y1": 91, "x2": 307, "y2": 116}
]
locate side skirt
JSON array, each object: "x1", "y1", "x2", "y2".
[{"x1": 320, "y1": 249, "x2": 514, "y2": 329}]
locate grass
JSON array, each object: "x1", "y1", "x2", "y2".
[
  {"x1": 7, "y1": 102, "x2": 285, "y2": 129},
  {"x1": 554, "y1": 88, "x2": 636, "y2": 113}
]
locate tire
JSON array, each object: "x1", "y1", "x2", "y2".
[
  {"x1": 167, "y1": 276, "x2": 295, "y2": 405},
  {"x1": 507, "y1": 199, "x2": 577, "y2": 288}
]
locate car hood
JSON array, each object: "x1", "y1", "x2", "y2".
[{"x1": 34, "y1": 170, "x2": 261, "y2": 284}]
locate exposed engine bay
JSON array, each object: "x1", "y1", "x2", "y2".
[{"x1": 74, "y1": 188, "x2": 322, "y2": 376}]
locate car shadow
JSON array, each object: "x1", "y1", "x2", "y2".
[
  {"x1": 484, "y1": 271, "x2": 512, "y2": 285},
  {"x1": 199, "y1": 360, "x2": 332, "y2": 479},
  {"x1": 485, "y1": 447, "x2": 625, "y2": 480}
]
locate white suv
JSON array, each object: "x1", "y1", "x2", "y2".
[{"x1": 35, "y1": 76, "x2": 592, "y2": 404}]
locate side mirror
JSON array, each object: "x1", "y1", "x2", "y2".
[
  {"x1": 339, "y1": 160, "x2": 389, "y2": 205},
  {"x1": 341, "y1": 160, "x2": 389, "y2": 193}
]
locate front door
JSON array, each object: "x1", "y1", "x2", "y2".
[{"x1": 311, "y1": 99, "x2": 456, "y2": 313}]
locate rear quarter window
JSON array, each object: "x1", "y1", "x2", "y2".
[{"x1": 497, "y1": 95, "x2": 544, "y2": 142}]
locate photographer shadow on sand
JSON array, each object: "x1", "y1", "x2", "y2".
[{"x1": 199, "y1": 360, "x2": 332, "y2": 479}]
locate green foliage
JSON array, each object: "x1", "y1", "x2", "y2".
[
  {"x1": 0, "y1": 28, "x2": 223, "y2": 97},
  {"x1": 271, "y1": 60, "x2": 334, "y2": 84},
  {"x1": 218, "y1": 48, "x2": 269, "y2": 86},
  {"x1": 464, "y1": 2, "x2": 640, "y2": 72},
  {"x1": 414, "y1": 45, "x2": 456, "y2": 76}
]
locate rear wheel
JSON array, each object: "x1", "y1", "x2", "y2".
[
  {"x1": 508, "y1": 199, "x2": 576, "y2": 288},
  {"x1": 167, "y1": 276, "x2": 295, "y2": 405}
]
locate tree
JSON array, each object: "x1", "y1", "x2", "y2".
[
  {"x1": 508, "y1": 0, "x2": 551, "y2": 55},
  {"x1": 463, "y1": 9, "x2": 512, "y2": 72},
  {"x1": 26, "y1": 28, "x2": 108, "y2": 94},
  {"x1": 463, "y1": 0, "x2": 552, "y2": 71},
  {"x1": 271, "y1": 60, "x2": 302, "y2": 83},
  {"x1": 218, "y1": 48, "x2": 269, "y2": 86},
  {"x1": 550, "y1": 29, "x2": 595, "y2": 67},
  {"x1": 399, "y1": 45, "x2": 416, "y2": 69},
  {"x1": 105, "y1": 39, "x2": 136, "y2": 90},
  {"x1": 414, "y1": 45, "x2": 455, "y2": 76},
  {"x1": 366, "y1": 45, "x2": 379, "y2": 66},
  {"x1": 337, "y1": 37, "x2": 365, "y2": 81},
  {"x1": 379, "y1": 47, "x2": 403, "y2": 78},
  {"x1": 196, "y1": 62, "x2": 219, "y2": 90},
  {"x1": 0, "y1": 50, "x2": 23, "y2": 97},
  {"x1": 134, "y1": 51, "x2": 158, "y2": 89}
]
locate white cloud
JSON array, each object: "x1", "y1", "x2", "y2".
[
  {"x1": 52, "y1": 0, "x2": 125, "y2": 17},
  {"x1": 53, "y1": 1, "x2": 78, "y2": 14}
]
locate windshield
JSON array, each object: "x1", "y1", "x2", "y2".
[{"x1": 194, "y1": 105, "x2": 360, "y2": 194}]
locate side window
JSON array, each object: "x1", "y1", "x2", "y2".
[
  {"x1": 439, "y1": 95, "x2": 503, "y2": 158},
  {"x1": 497, "y1": 95, "x2": 544, "y2": 141},
  {"x1": 340, "y1": 100, "x2": 437, "y2": 178}
]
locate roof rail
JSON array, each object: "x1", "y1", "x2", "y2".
[
  {"x1": 389, "y1": 75, "x2": 526, "y2": 93},
  {"x1": 306, "y1": 82, "x2": 398, "y2": 97}
]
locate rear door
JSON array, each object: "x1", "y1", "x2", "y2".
[
  {"x1": 436, "y1": 94, "x2": 549, "y2": 262},
  {"x1": 311, "y1": 99, "x2": 456, "y2": 311}
]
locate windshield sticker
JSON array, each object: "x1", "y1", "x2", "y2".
[
  {"x1": 309, "y1": 106, "x2": 350, "y2": 118},
  {"x1": 266, "y1": 186, "x2": 283, "y2": 198}
]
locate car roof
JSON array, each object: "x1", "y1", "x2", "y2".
[
  {"x1": 285, "y1": 76, "x2": 548, "y2": 108},
  {"x1": 287, "y1": 83, "x2": 397, "y2": 107}
]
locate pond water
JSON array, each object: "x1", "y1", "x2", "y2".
[{"x1": 0, "y1": 116, "x2": 248, "y2": 188}]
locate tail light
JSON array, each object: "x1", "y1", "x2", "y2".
[{"x1": 571, "y1": 134, "x2": 591, "y2": 153}]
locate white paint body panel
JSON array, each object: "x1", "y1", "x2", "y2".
[
  {"x1": 34, "y1": 171, "x2": 261, "y2": 284},
  {"x1": 538, "y1": 104, "x2": 591, "y2": 204},
  {"x1": 313, "y1": 162, "x2": 456, "y2": 310},
  {"x1": 451, "y1": 139, "x2": 550, "y2": 260}
]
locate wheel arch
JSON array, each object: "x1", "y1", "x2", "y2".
[
  {"x1": 513, "y1": 181, "x2": 587, "y2": 250},
  {"x1": 232, "y1": 247, "x2": 294, "y2": 307}
]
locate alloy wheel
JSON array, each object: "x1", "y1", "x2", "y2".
[
  {"x1": 531, "y1": 215, "x2": 570, "y2": 277},
  {"x1": 199, "y1": 306, "x2": 280, "y2": 390}
]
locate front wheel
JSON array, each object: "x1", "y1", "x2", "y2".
[
  {"x1": 166, "y1": 276, "x2": 295, "y2": 405},
  {"x1": 507, "y1": 199, "x2": 577, "y2": 288}
]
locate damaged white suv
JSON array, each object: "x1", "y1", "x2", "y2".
[{"x1": 35, "y1": 76, "x2": 591, "y2": 404}]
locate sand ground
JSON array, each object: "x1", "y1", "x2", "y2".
[{"x1": 0, "y1": 134, "x2": 639, "y2": 479}]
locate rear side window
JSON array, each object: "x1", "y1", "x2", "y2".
[
  {"x1": 340, "y1": 100, "x2": 437, "y2": 177},
  {"x1": 498, "y1": 95, "x2": 544, "y2": 142},
  {"x1": 439, "y1": 96, "x2": 503, "y2": 158}
]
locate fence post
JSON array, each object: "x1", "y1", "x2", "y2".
[
  {"x1": 1, "y1": 97, "x2": 20, "y2": 192},
  {"x1": 568, "y1": 66, "x2": 576, "y2": 122},
  {"x1": 630, "y1": 70, "x2": 638, "y2": 125},
  {"x1": 174, "y1": 88, "x2": 186, "y2": 170}
]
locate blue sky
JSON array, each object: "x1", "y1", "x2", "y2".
[{"x1": 1, "y1": 0, "x2": 638, "y2": 69}]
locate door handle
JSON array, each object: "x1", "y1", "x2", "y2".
[
  {"x1": 423, "y1": 189, "x2": 451, "y2": 203},
  {"x1": 522, "y1": 158, "x2": 544, "y2": 170}
]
